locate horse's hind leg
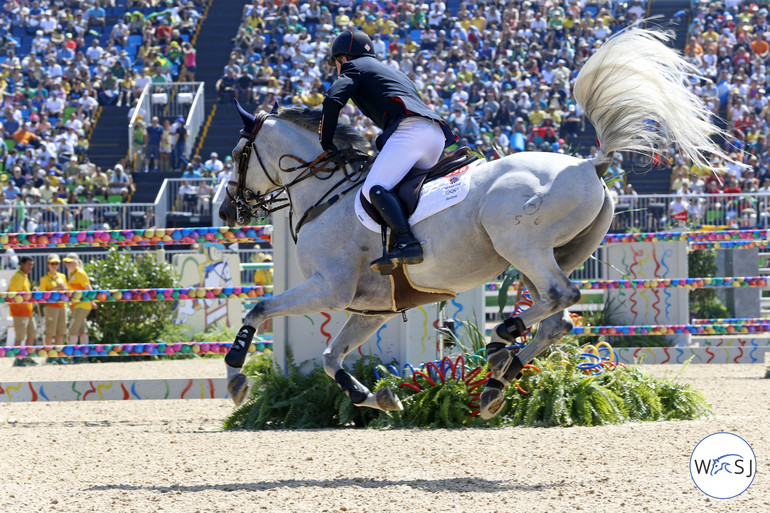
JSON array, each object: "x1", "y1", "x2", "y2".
[
  {"x1": 480, "y1": 192, "x2": 613, "y2": 419},
  {"x1": 322, "y1": 312, "x2": 402, "y2": 411},
  {"x1": 480, "y1": 273, "x2": 576, "y2": 419}
]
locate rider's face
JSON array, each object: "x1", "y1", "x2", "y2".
[{"x1": 335, "y1": 56, "x2": 347, "y2": 74}]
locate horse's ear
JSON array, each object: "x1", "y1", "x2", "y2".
[
  {"x1": 271, "y1": 101, "x2": 280, "y2": 115},
  {"x1": 233, "y1": 98, "x2": 256, "y2": 133}
]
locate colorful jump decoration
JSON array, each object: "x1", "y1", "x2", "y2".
[
  {"x1": 614, "y1": 345, "x2": 770, "y2": 365},
  {"x1": 571, "y1": 322, "x2": 770, "y2": 336},
  {"x1": 0, "y1": 340, "x2": 273, "y2": 359},
  {"x1": 0, "y1": 378, "x2": 230, "y2": 402},
  {"x1": 0, "y1": 285, "x2": 267, "y2": 304},
  {"x1": 572, "y1": 276, "x2": 768, "y2": 290},
  {"x1": 692, "y1": 317, "x2": 770, "y2": 325},
  {"x1": 0, "y1": 225, "x2": 270, "y2": 249},
  {"x1": 690, "y1": 240, "x2": 770, "y2": 250},
  {"x1": 486, "y1": 276, "x2": 768, "y2": 292},
  {"x1": 603, "y1": 228, "x2": 770, "y2": 245},
  {"x1": 374, "y1": 355, "x2": 489, "y2": 418}
]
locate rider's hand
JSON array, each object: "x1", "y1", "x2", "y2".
[{"x1": 321, "y1": 141, "x2": 339, "y2": 157}]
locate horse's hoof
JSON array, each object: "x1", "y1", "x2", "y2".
[
  {"x1": 374, "y1": 387, "x2": 403, "y2": 411},
  {"x1": 227, "y1": 373, "x2": 249, "y2": 405},
  {"x1": 479, "y1": 386, "x2": 506, "y2": 420},
  {"x1": 487, "y1": 347, "x2": 513, "y2": 382}
]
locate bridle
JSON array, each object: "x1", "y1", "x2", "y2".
[
  {"x1": 226, "y1": 111, "x2": 281, "y2": 225},
  {"x1": 226, "y1": 111, "x2": 371, "y2": 236}
]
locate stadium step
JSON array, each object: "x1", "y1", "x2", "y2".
[
  {"x1": 614, "y1": 0, "x2": 690, "y2": 195},
  {"x1": 647, "y1": 0, "x2": 691, "y2": 49},
  {"x1": 88, "y1": 104, "x2": 132, "y2": 170},
  {"x1": 132, "y1": 171, "x2": 180, "y2": 204},
  {"x1": 188, "y1": 0, "x2": 250, "y2": 158}
]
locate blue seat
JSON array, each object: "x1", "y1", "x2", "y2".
[
  {"x1": 410, "y1": 29, "x2": 422, "y2": 43},
  {"x1": 128, "y1": 34, "x2": 142, "y2": 47}
]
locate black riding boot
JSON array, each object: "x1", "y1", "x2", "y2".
[{"x1": 369, "y1": 186, "x2": 423, "y2": 272}]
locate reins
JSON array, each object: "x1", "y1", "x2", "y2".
[{"x1": 227, "y1": 111, "x2": 370, "y2": 233}]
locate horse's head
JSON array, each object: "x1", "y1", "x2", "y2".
[
  {"x1": 218, "y1": 100, "x2": 371, "y2": 228},
  {"x1": 218, "y1": 100, "x2": 284, "y2": 227}
]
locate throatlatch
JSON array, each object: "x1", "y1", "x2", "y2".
[{"x1": 225, "y1": 325, "x2": 256, "y2": 368}]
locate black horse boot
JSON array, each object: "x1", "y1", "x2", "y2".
[{"x1": 369, "y1": 185, "x2": 423, "y2": 273}]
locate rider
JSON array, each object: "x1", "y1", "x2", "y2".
[{"x1": 320, "y1": 29, "x2": 458, "y2": 272}]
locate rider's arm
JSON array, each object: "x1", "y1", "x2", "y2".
[{"x1": 319, "y1": 62, "x2": 359, "y2": 150}]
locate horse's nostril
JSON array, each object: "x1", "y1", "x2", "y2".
[{"x1": 219, "y1": 209, "x2": 227, "y2": 222}]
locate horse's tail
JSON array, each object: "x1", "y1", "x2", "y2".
[{"x1": 573, "y1": 25, "x2": 731, "y2": 174}]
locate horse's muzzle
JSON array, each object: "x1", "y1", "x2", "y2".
[{"x1": 218, "y1": 199, "x2": 238, "y2": 227}]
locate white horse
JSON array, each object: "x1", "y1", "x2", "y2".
[{"x1": 218, "y1": 27, "x2": 731, "y2": 419}]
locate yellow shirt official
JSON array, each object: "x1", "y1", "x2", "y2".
[{"x1": 39, "y1": 271, "x2": 67, "y2": 308}]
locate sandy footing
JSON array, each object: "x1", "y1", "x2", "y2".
[{"x1": 0, "y1": 358, "x2": 768, "y2": 512}]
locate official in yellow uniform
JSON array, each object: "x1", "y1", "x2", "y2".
[
  {"x1": 63, "y1": 252, "x2": 96, "y2": 345},
  {"x1": 9, "y1": 256, "x2": 36, "y2": 346},
  {"x1": 40, "y1": 253, "x2": 68, "y2": 344}
]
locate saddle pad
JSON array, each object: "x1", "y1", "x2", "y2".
[{"x1": 355, "y1": 158, "x2": 484, "y2": 232}]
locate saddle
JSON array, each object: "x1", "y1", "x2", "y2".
[{"x1": 359, "y1": 146, "x2": 478, "y2": 227}]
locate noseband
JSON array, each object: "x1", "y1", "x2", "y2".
[
  {"x1": 227, "y1": 110, "x2": 370, "y2": 230},
  {"x1": 227, "y1": 111, "x2": 283, "y2": 225}
]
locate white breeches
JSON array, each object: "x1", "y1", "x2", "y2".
[{"x1": 362, "y1": 116, "x2": 446, "y2": 201}]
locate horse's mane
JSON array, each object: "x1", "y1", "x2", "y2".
[{"x1": 275, "y1": 107, "x2": 370, "y2": 152}]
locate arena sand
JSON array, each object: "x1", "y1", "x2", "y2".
[{"x1": 0, "y1": 358, "x2": 768, "y2": 513}]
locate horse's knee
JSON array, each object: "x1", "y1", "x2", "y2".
[{"x1": 243, "y1": 301, "x2": 266, "y2": 326}]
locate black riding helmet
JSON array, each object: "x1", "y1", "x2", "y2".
[{"x1": 327, "y1": 29, "x2": 375, "y2": 66}]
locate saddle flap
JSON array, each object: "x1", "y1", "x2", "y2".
[{"x1": 360, "y1": 146, "x2": 478, "y2": 225}]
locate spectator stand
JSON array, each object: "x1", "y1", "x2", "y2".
[{"x1": 127, "y1": 80, "x2": 204, "y2": 171}]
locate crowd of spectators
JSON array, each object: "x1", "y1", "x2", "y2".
[
  {"x1": 4, "y1": 0, "x2": 770, "y2": 233},
  {"x1": 0, "y1": 0, "x2": 204, "y2": 232},
  {"x1": 658, "y1": 0, "x2": 770, "y2": 228},
  {"x1": 218, "y1": 0, "x2": 658, "y2": 160}
]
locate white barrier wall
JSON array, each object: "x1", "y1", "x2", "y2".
[{"x1": 271, "y1": 211, "x2": 485, "y2": 373}]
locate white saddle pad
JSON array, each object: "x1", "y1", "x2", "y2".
[{"x1": 355, "y1": 158, "x2": 484, "y2": 232}]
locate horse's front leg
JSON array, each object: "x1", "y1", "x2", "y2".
[
  {"x1": 322, "y1": 313, "x2": 402, "y2": 411},
  {"x1": 225, "y1": 274, "x2": 354, "y2": 405}
]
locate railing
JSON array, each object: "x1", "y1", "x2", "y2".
[
  {"x1": 0, "y1": 202, "x2": 155, "y2": 234},
  {"x1": 612, "y1": 192, "x2": 770, "y2": 232},
  {"x1": 127, "y1": 81, "x2": 205, "y2": 169},
  {"x1": 211, "y1": 179, "x2": 228, "y2": 227},
  {"x1": 155, "y1": 177, "x2": 218, "y2": 227},
  {"x1": 3, "y1": 191, "x2": 769, "y2": 237},
  {"x1": 128, "y1": 83, "x2": 151, "y2": 170}
]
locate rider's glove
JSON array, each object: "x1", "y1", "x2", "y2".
[{"x1": 321, "y1": 141, "x2": 339, "y2": 157}]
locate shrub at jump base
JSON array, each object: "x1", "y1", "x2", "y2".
[
  {"x1": 86, "y1": 248, "x2": 178, "y2": 345},
  {"x1": 223, "y1": 351, "x2": 346, "y2": 429},
  {"x1": 222, "y1": 338, "x2": 711, "y2": 430},
  {"x1": 689, "y1": 249, "x2": 729, "y2": 319},
  {"x1": 499, "y1": 348, "x2": 711, "y2": 427}
]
